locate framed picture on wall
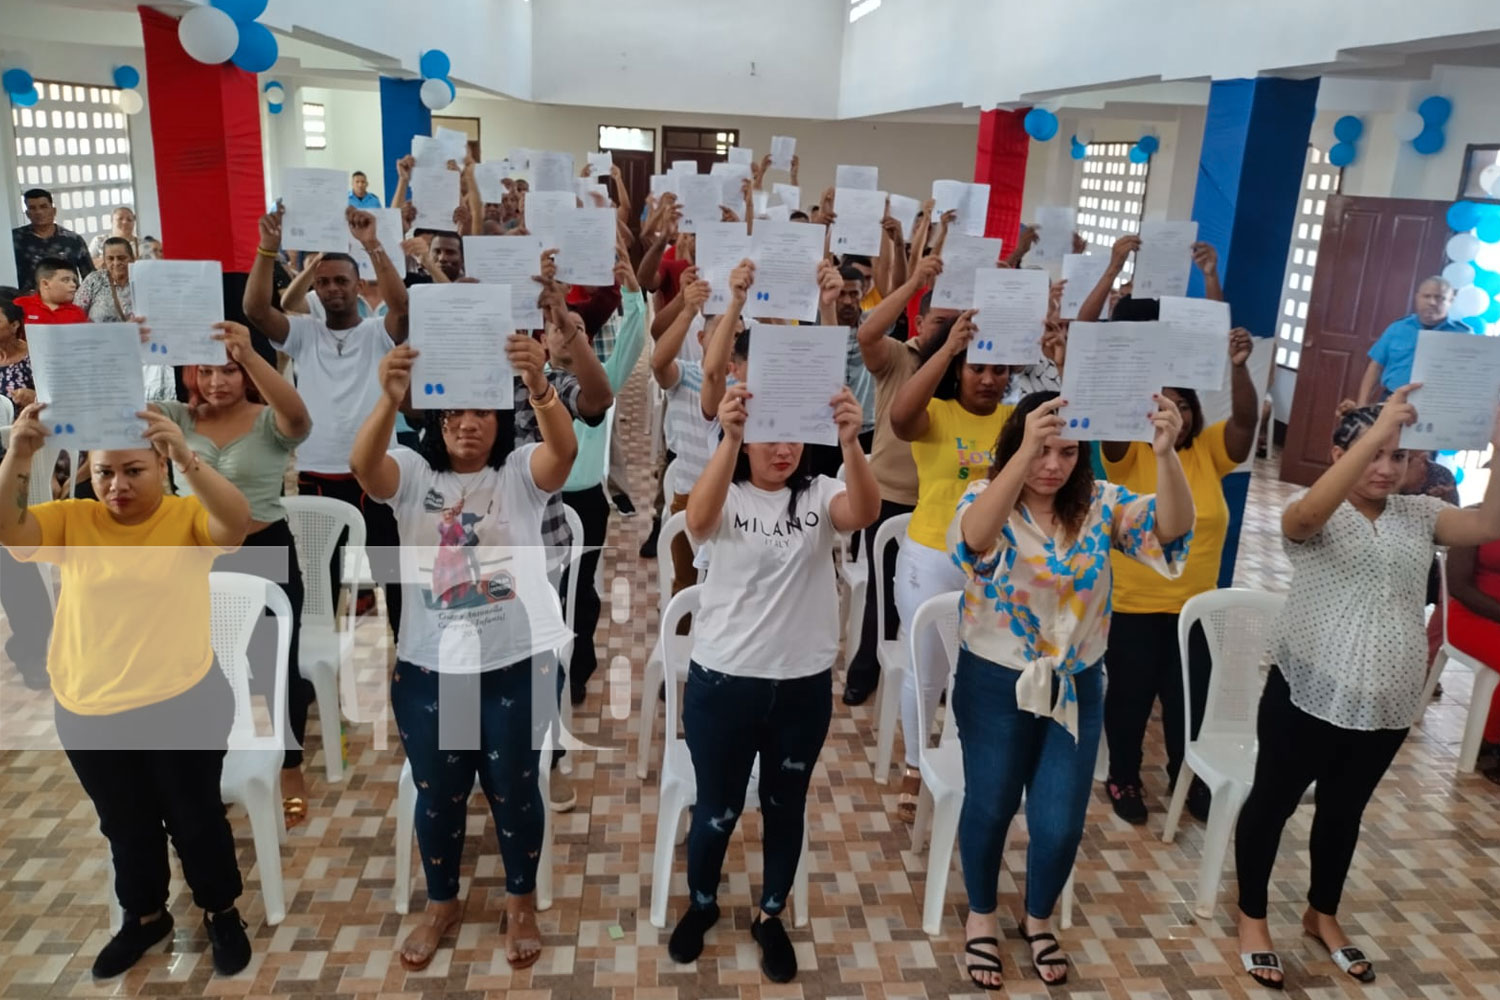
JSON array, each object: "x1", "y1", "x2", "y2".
[{"x1": 1456, "y1": 143, "x2": 1500, "y2": 203}]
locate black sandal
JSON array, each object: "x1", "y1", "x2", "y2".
[
  {"x1": 964, "y1": 936, "x2": 1004, "y2": 991},
  {"x1": 1241, "y1": 950, "x2": 1286, "y2": 990},
  {"x1": 1018, "y1": 923, "x2": 1068, "y2": 985},
  {"x1": 1306, "y1": 930, "x2": 1375, "y2": 983}
]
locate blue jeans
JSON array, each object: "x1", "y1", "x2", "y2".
[
  {"x1": 952, "y1": 648, "x2": 1103, "y2": 919},
  {"x1": 682, "y1": 663, "x2": 832, "y2": 915},
  {"x1": 390, "y1": 658, "x2": 549, "y2": 901}
]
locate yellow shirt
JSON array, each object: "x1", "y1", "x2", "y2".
[
  {"x1": 15, "y1": 496, "x2": 223, "y2": 715},
  {"x1": 860, "y1": 287, "x2": 884, "y2": 313},
  {"x1": 907, "y1": 398, "x2": 1013, "y2": 551},
  {"x1": 1103, "y1": 421, "x2": 1238, "y2": 613}
]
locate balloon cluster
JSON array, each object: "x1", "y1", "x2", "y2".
[
  {"x1": 1391, "y1": 95, "x2": 1452, "y2": 155},
  {"x1": 111, "y1": 65, "x2": 144, "y2": 115},
  {"x1": 1328, "y1": 115, "x2": 1363, "y2": 168},
  {"x1": 419, "y1": 50, "x2": 455, "y2": 111},
  {"x1": 3, "y1": 67, "x2": 39, "y2": 107},
  {"x1": 1128, "y1": 132, "x2": 1159, "y2": 165},
  {"x1": 178, "y1": 0, "x2": 278, "y2": 74},
  {"x1": 1441, "y1": 199, "x2": 1500, "y2": 334},
  {"x1": 263, "y1": 79, "x2": 286, "y2": 115},
  {"x1": 1022, "y1": 107, "x2": 1059, "y2": 142},
  {"x1": 1070, "y1": 134, "x2": 1089, "y2": 161}
]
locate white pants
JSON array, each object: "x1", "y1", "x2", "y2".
[{"x1": 895, "y1": 536, "x2": 967, "y2": 769}]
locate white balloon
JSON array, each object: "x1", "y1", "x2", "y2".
[
  {"x1": 1442, "y1": 261, "x2": 1475, "y2": 288},
  {"x1": 1481, "y1": 163, "x2": 1500, "y2": 197},
  {"x1": 1074, "y1": 126, "x2": 1094, "y2": 145},
  {"x1": 1476, "y1": 242, "x2": 1500, "y2": 272},
  {"x1": 178, "y1": 5, "x2": 239, "y2": 65},
  {"x1": 116, "y1": 89, "x2": 144, "y2": 115},
  {"x1": 1392, "y1": 110, "x2": 1425, "y2": 142},
  {"x1": 1447, "y1": 232, "x2": 1482, "y2": 263},
  {"x1": 264, "y1": 84, "x2": 285, "y2": 104},
  {"x1": 420, "y1": 76, "x2": 454, "y2": 111},
  {"x1": 1452, "y1": 284, "x2": 1491, "y2": 319}
]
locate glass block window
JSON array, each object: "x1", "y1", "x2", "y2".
[
  {"x1": 302, "y1": 102, "x2": 326, "y2": 150},
  {"x1": 1274, "y1": 145, "x2": 1341, "y2": 370},
  {"x1": 11, "y1": 81, "x2": 136, "y2": 237},
  {"x1": 1075, "y1": 141, "x2": 1150, "y2": 284}
]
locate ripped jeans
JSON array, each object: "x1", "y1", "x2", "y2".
[{"x1": 682, "y1": 662, "x2": 833, "y2": 916}]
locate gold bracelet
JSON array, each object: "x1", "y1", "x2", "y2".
[
  {"x1": 255, "y1": 246, "x2": 277, "y2": 259},
  {"x1": 530, "y1": 386, "x2": 559, "y2": 410}
]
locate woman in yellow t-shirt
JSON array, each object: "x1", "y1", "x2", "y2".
[
  {"x1": 888, "y1": 310, "x2": 1014, "y2": 820},
  {"x1": 1100, "y1": 327, "x2": 1258, "y2": 825},
  {"x1": 0, "y1": 401, "x2": 253, "y2": 980}
]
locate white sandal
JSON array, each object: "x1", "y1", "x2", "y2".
[{"x1": 1240, "y1": 951, "x2": 1285, "y2": 990}]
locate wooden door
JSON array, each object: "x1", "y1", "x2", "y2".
[
  {"x1": 609, "y1": 148, "x2": 654, "y2": 222},
  {"x1": 1279, "y1": 194, "x2": 1452, "y2": 485}
]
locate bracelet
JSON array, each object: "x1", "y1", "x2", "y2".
[
  {"x1": 256, "y1": 246, "x2": 278, "y2": 259},
  {"x1": 530, "y1": 386, "x2": 559, "y2": 409},
  {"x1": 175, "y1": 452, "x2": 201, "y2": 475}
]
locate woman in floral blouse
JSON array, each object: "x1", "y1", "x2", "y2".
[{"x1": 946, "y1": 390, "x2": 1194, "y2": 990}]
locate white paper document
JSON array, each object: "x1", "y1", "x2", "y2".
[
  {"x1": 554, "y1": 208, "x2": 617, "y2": 287},
  {"x1": 1132, "y1": 221, "x2": 1198, "y2": 299},
  {"x1": 831, "y1": 188, "x2": 886, "y2": 256},
  {"x1": 677, "y1": 175, "x2": 724, "y2": 234},
  {"x1": 770, "y1": 135, "x2": 796, "y2": 172},
  {"x1": 931, "y1": 180, "x2": 989, "y2": 236},
  {"x1": 710, "y1": 161, "x2": 753, "y2": 209},
  {"x1": 410, "y1": 135, "x2": 445, "y2": 169},
  {"x1": 586, "y1": 151, "x2": 613, "y2": 177},
  {"x1": 763, "y1": 203, "x2": 791, "y2": 223},
  {"x1": 530, "y1": 152, "x2": 576, "y2": 193},
  {"x1": 887, "y1": 194, "x2": 922, "y2": 236},
  {"x1": 409, "y1": 166, "x2": 461, "y2": 233},
  {"x1": 650, "y1": 174, "x2": 674, "y2": 197},
  {"x1": 772, "y1": 183, "x2": 800, "y2": 210},
  {"x1": 474, "y1": 161, "x2": 514, "y2": 204},
  {"x1": 931, "y1": 235, "x2": 1004, "y2": 310},
  {"x1": 508, "y1": 148, "x2": 535, "y2": 171},
  {"x1": 969, "y1": 268, "x2": 1049, "y2": 365},
  {"x1": 749, "y1": 221, "x2": 825, "y2": 322},
  {"x1": 349, "y1": 208, "x2": 408, "y2": 280},
  {"x1": 30, "y1": 323, "x2": 148, "y2": 450},
  {"x1": 1060, "y1": 254, "x2": 1111, "y2": 320},
  {"x1": 1031, "y1": 205, "x2": 1077, "y2": 275},
  {"x1": 434, "y1": 126, "x2": 469, "y2": 165},
  {"x1": 130, "y1": 260, "x2": 225, "y2": 366},
  {"x1": 1404, "y1": 330, "x2": 1500, "y2": 451},
  {"x1": 522, "y1": 190, "x2": 576, "y2": 248},
  {"x1": 408, "y1": 283, "x2": 516, "y2": 410},
  {"x1": 463, "y1": 235, "x2": 546, "y2": 330},
  {"x1": 727, "y1": 146, "x2": 753, "y2": 165},
  {"x1": 745, "y1": 325, "x2": 847, "y2": 446},
  {"x1": 752, "y1": 191, "x2": 769, "y2": 217},
  {"x1": 1156, "y1": 296, "x2": 1231, "y2": 390},
  {"x1": 835, "y1": 164, "x2": 878, "y2": 191},
  {"x1": 1058, "y1": 323, "x2": 1165, "y2": 442},
  {"x1": 281, "y1": 168, "x2": 349, "y2": 252},
  {"x1": 670, "y1": 160, "x2": 699, "y2": 176},
  {"x1": 695, "y1": 222, "x2": 754, "y2": 313}
]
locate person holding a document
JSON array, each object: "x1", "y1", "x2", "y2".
[
  {"x1": 349, "y1": 336, "x2": 578, "y2": 974},
  {"x1": 668, "y1": 381, "x2": 878, "y2": 984},
  {"x1": 1100, "y1": 328, "x2": 1259, "y2": 826},
  {"x1": 1352, "y1": 277, "x2": 1469, "y2": 406},
  {"x1": 0, "y1": 401, "x2": 255, "y2": 979},
  {"x1": 949, "y1": 391, "x2": 1194, "y2": 989},
  {"x1": 1233, "y1": 393, "x2": 1500, "y2": 989}
]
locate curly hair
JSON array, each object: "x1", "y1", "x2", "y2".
[
  {"x1": 417, "y1": 409, "x2": 516, "y2": 472},
  {"x1": 988, "y1": 391, "x2": 1094, "y2": 540}
]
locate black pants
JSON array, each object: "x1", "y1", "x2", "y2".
[
  {"x1": 682, "y1": 663, "x2": 832, "y2": 915},
  {"x1": 1103, "y1": 611, "x2": 1211, "y2": 785},
  {"x1": 561, "y1": 485, "x2": 610, "y2": 699},
  {"x1": 0, "y1": 544, "x2": 51, "y2": 683},
  {"x1": 1234, "y1": 667, "x2": 1407, "y2": 918},
  {"x1": 845, "y1": 498, "x2": 914, "y2": 693},
  {"x1": 56, "y1": 668, "x2": 243, "y2": 915},
  {"x1": 297, "y1": 471, "x2": 401, "y2": 643},
  {"x1": 214, "y1": 519, "x2": 314, "y2": 769}
]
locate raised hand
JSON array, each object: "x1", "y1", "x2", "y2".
[
  {"x1": 944, "y1": 309, "x2": 978, "y2": 357},
  {"x1": 211, "y1": 321, "x2": 256, "y2": 363},
  {"x1": 719, "y1": 383, "x2": 750, "y2": 442},
  {"x1": 1021, "y1": 395, "x2": 1068, "y2": 456},
  {"x1": 1373, "y1": 383, "x2": 1420, "y2": 435},
  {"x1": 507, "y1": 334, "x2": 549, "y2": 397},
  {"x1": 614, "y1": 252, "x2": 640, "y2": 293},
  {"x1": 831, "y1": 386, "x2": 863, "y2": 446},
  {"x1": 347, "y1": 207, "x2": 378, "y2": 247},
  {"x1": 138, "y1": 408, "x2": 194, "y2": 466},
  {"x1": 1110, "y1": 233, "x2": 1142, "y2": 268},
  {"x1": 684, "y1": 277, "x2": 711, "y2": 312},
  {"x1": 729, "y1": 259, "x2": 755, "y2": 303},
  {"x1": 1150, "y1": 393, "x2": 1185, "y2": 456},
  {"x1": 1228, "y1": 327, "x2": 1252, "y2": 367},
  {"x1": 6, "y1": 402, "x2": 50, "y2": 460},
  {"x1": 817, "y1": 259, "x2": 842, "y2": 305},
  {"x1": 258, "y1": 202, "x2": 285, "y2": 252},
  {"x1": 912, "y1": 254, "x2": 943, "y2": 286},
  {"x1": 379, "y1": 344, "x2": 418, "y2": 403},
  {"x1": 1191, "y1": 241, "x2": 1219, "y2": 276},
  {"x1": 397, "y1": 155, "x2": 414, "y2": 180}
]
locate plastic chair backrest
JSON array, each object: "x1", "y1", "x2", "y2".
[
  {"x1": 908, "y1": 590, "x2": 964, "y2": 752},
  {"x1": 281, "y1": 495, "x2": 366, "y2": 629},
  {"x1": 0, "y1": 394, "x2": 12, "y2": 427},
  {"x1": 561, "y1": 503, "x2": 585, "y2": 630},
  {"x1": 1179, "y1": 588, "x2": 1286, "y2": 741},
  {"x1": 664, "y1": 456, "x2": 684, "y2": 499},
  {"x1": 600, "y1": 403, "x2": 615, "y2": 486},
  {"x1": 657, "y1": 509, "x2": 699, "y2": 611},
  {"x1": 874, "y1": 513, "x2": 913, "y2": 648},
  {"x1": 660, "y1": 585, "x2": 702, "y2": 762},
  {"x1": 28, "y1": 443, "x2": 59, "y2": 507},
  {"x1": 1436, "y1": 547, "x2": 1451, "y2": 644},
  {"x1": 210, "y1": 571, "x2": 293, "y2": 747}
]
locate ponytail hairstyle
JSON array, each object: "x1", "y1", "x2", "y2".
[
  {"x1": 1333, "y1": 404, "x2": 1381, "y2": 450},
  {"x1": 988, "y1": 391, "x2": 1094, "y2": 541}
]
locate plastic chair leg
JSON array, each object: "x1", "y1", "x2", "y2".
[
  {"x1": 304, "y1": 660, "x2": 344, "y2": 783},
  {"x1": 911, "y1": 783, "x2": 933, "y2": 852},
  {"x1": 1093, "y1": 739, "x2": 1109, "y2": 783},
  {"x1": 793, "y1": 815, "x2": 810, "y2": 928},
  {"x1": 921, "y1": 795, "x2": 961, "y2": 937},
  {"x1": 1061, "y1": 868, "x2": 1076, "y2": 930},
  {"x1": 1192, "y1": 784, "x2": 1248, "y2": 920},
  {"x1": 394, "y1": 765, "x2": 416, "y2": 914},
  {"x1": 241, "y1": 776, "x2": 287, "y2": 925},
  {"x1": 843, "y1": 578, "x2": 867, "y2": 669},
  {"x1": 1459, "y1": 662, "x2": 1500, "y2": 771},
  {"x1": 1415, "y1": 649, "x2": 1449, "y2": 728},
  {"x1": 873, "y1": 665, "x2": 902, "y2": 785},
  {"x1": 1161, "y1": 763, "x2": 1193, "y2": 844},
  {"x1": 649, "y1": 783, "x2": 690, "y2": 929},
  {"x1": 636, "y1": 644, "x2": 664, "y2": 781}
]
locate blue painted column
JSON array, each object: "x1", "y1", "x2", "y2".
[
  {"x1": 1188, "y1": 77, "x2": 1319, "y2": 586},
  {"x1": 379, "y1": 77, "x2": 432, "y2": 206}
]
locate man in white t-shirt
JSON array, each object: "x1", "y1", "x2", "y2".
[{"x1": 245, "y1": 203, "x2": 411, "y2": 637}]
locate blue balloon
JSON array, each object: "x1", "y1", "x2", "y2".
[
  {"x1": 1478, "y1": 215, "x2": 1500, "y2": 245},
  {"x1": 210, "y1": 0, "x2": 268, "y2": 22},
  {"x1": 1418, "y1": 95, "x2": 1452, "y2": 125},
  {"x1": 2, "y1": 68, "x2": 33, "y2": 94},
  {"x1": 441, "y1": 77, "x2": 456, "y2": 100},
  {"x1": 1454, "y1": 467, "x2": 1465, "y2": 486},
  {"x1": 1328, "y1": 142, "x2": 1356, "y2": 168},
  {"x1": 1128, "y1": 145, "x2": 1149, "y2": 164},
  {"x1": 262, "y1": 78, "x2": 283, "y2": 93},
  {"x1": 1333, "y1": 115, "x2": 1364, "y2": 143},
  {"x1": 420, "y1": 49, "x2": 451, "y2": 80},
  {"x1": 1412, "y1": 125, "x2": 1445, "y2": 156},
  {"x1": 267, "y1": 101, "x2": 283, "y2": 115},
  {"x1": 231, "y1": 21, "x2": 279, "y2": 74},
  {"x1": 1448, "y1": 200, "x2": 1482, "y2": 232},
  {"x1": 1473, "y1": 267, "x2": 1500, "y2": 294},
  {"x1": 1485, "y1": 299, "x2": 1500, "y2": 324},
  {"x1": 112, "y1": 65, "x2": 140, "y2": 90},
  {"x1": 10, "y1": 86, "x2": 37, "y2": 108},
  {"x1": 1137, "y1": 134, "x2": 1160, "y2": 155},
  {"x1": 1466, "y1": 317, "x2": 1488, "y2": 335},
  {"x1": 1070, "y1": 142, "x2": 1086, "y2": 161}
]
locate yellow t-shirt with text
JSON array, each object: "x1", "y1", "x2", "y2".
[
  {"x1": 1103, "y1": 421, "x2": 1238, "y2": 614},
  {"x1": 15, "y1": 496, "x2": 224, "y2": 715},
  {"x1": 907, "y1": 398, "x2": 1013, "y2": 551}
]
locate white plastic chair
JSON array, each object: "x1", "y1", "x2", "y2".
[
  {"x1": 647, "y1": 586, "x2": 810, "y2": 930},
  {"x1": 281, "y1": 495, "x2": 367, "y2": 779},
  {"x1": 1415, "y1": 549, "x2": 1499, "y2": 771},
  {"x1": 635, "y1": 509, "x2": 703, "y2": 780},
  {"x1": 833, "y1": 459, "x2": 869, "y2": 669},
  {"x1": 394, "y1": 660, "x2": 561, "y2": 914},
  {"x1": 556, "y1": 504, "x2": 585, "y2": 774},
  {"x1": 871, "y1": 513, "x2": 912, "y2": 784},
  {"x1": 0, "y1": 394, "x2": 12, "y2": 447},
  {"x1": 1162, "y1": 588, "x2": 1285, "y2": 919}
]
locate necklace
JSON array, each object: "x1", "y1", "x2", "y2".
[
  {"x1": 328, "y1": 327, "x2": 354, "y2": 356},
  {"x1": 451, "y1": 469, "x2": 487, "y2": 504}
]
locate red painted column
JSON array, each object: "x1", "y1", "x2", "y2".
[
  {"x1": 973, "y1": 109, "x2": 1030, "y2": 251},
  {"x1": 139, "y1": 6, "x2": 265, "y2": 271}
]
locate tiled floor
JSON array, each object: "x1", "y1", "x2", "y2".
[{"x1": 2, "y1": 362, "x2": 1498, "y2": 1000}]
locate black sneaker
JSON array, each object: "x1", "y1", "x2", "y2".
[
  {"x1": 667, "y1": 902, "x2": 719, "y2": 964},
  {"x1": 611, "y1": 492, "x2": 637, "y2": 517},
  {"x1": 842, "y1": 682, "x2": 873, "y2": 706},
  {"x1": 639, "y1": 516, "x2": 661, "y2": 559},
  {"x1": 751, "y1": 913, "x2": 797, "y2": 983},
  {"x1": 203, "y1": 908, "x2": 251, "y2": 976},
  {"x1": 1106, "y1": 777, "x2": 1148, "y2": 825},
  {"x1": 1186, "y1": 776, "x2": 1213, "y2": 823},
  {"x1": 92, "y1": 911, "x2": 174, "y2": 979}
]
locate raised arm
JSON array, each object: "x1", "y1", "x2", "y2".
[
  {"x1": 1078, "y1": 233, "x2": 1139, "y2": 322},
  {"x1": 279, "y1": 251, "x2": 322, "y2": 315},
  {"x1": 601, "y1": 257, "x2": 647, "y2": 392},
  {"x1": 244, "y1": 204, "x2": 291, "y2": 344},
  {"x1": 0, "y1": 404, "x2": 47, "y2": 554},
  {"x1": 686, "y1": 384, "x2": 747, "y2": 539},
  {"x1": 649, "y1": 266, "x2": 698, "y2": 340},
  {"x1": 1282, "y1": 386, "x2": 1415, "y2": 541},
  {"x1": 891, "y1": 310, "x2": 974, "y2": 441},
  {"x1": 349, "y1": 345, "x2": 410, "y2": 500},
  {"x1": 391, "y1": 155, "x2": 413, "y2": 207},
  {"x1": 1434, "y1": 408, "x2": 1500, "y2": 547},
  {"x1": 141, "y1": 410, "x2": 251, "y2": 548},
  {"x1": 860, "y1": 256, "x2": 940, "y2": 372},
  {"x1": 1192, "y1": 242, "x2": 1223, "y2": 302},
  {"x1": 611, "y1": 164, "x2": 633, "y2": 232},
  {"x1": 960, "y1": 398, "x2": 1064, "y2": 551},
  {"x1": 1222, "y1": 327, "x2": 1259, "y2": 463},
  {"x1": 907, "y1": 199, "x2": 935, "y2": 275},
  {"x1": 829, "y1": 387, "x2": 881, "y2": 532},
  {"x1": 651, "y1": 276, "x2": 708, "y2": 389},
  {"x1": 348, "y1": 208, "x2": 410, "y2": 342},
  {"x1": 876, "y1": 210, "x2": 907, "y2": 295},
  {"x1": 817, "y1": 258, "x2": 841, "y2": 326},
  {"x1": 215, "y1": 322, "x2": 311, "y2": 439},
  {"x1": 700, "y1": 261, "x2": 751, "y2": 419},
  {"x1": 511, "y1": 334, "x2": 578, "y2": 492},
  {"x1": 1005, "y1": 225, "x2": 1039, "y2": 268},
  {"x1": 460, "y1": 161, "x2": 483, "y2": 236},
  {"x1": 1355, "y1": 359, "x2": 1384, "y2": 407},
  {"x1": 1146, "y1": 395, "x2": 1194, "y2": 542},
  {"x1": 534, "y1": 260, "x2": 611, "y2": 419}
]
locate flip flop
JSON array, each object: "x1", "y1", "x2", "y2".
[{"x1": 964, "y1": 935, "x2": 1004, "y2": 991}]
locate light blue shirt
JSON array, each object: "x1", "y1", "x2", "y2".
[
  {"x1": 348, "y1": 191, "x2": 383, "y2": 209},
  {"x1": 564, "y1": 290, "x2": 647, "y2": 492},
  {"x1": 1368, "y1": 313, "x2": 1472, "y2": 390}
]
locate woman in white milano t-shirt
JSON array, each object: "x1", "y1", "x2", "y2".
[
  {"x1": 1233, "y1": 387, "x2": 1500, "y2": 990},
  {"x1": 666, "y1": 382, "x2": 880, "y2": 984},
  {"x1": 349, "y1": 339, "x2": 577, "y2": 975}
]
